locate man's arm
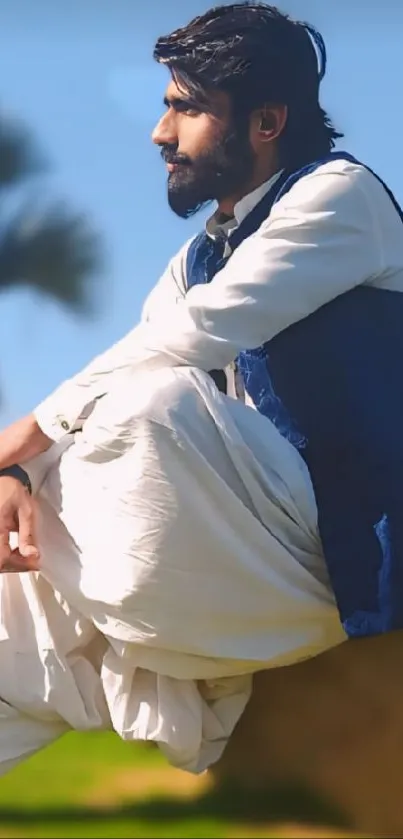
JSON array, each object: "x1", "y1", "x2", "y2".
[
  {"x1": 0, "y1": 414, "x2": 52, "y2": 471},
  {"x1": 108, "y1": 161, "x2": 386, "y2": 374},
  {"x1": 35, "y1": 160, "x2": 395, "y2": 448}
]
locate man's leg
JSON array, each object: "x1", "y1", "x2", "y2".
[{"x1": 0, "y1": 569, "x2": 110, "y2": 776}]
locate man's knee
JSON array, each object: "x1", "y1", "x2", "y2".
[{"x1": 83, "y1": 365, "x2": 218, "y2": 458}]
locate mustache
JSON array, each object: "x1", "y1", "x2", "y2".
[{"x1": 160, "y1": 146, "x2": 192, "y2": 166}]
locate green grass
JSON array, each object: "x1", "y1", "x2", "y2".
[
  {"x1": 0, "y1": 731, "x2": 347, "y2": 838},
  {"x1": 0, "y1": 732, "x2": 221, "y2": 838},
  {"x1": 0, "y1": 731, "x2": 160, "y2": 808}
]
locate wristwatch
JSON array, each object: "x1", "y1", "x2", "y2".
[{"x1": 0, "y1": 464, "x2": 32, "y2": 495}]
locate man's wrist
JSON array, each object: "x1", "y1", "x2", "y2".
[{"x1": 0, "y1": 465, "x2": 32, "y2": 494}]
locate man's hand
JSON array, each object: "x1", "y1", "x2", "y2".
[{"x1": 0, "y1": 477, "x2": 39, "y2": 573}]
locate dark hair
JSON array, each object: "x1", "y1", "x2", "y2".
[{"x1": 154, "y1": 2, "x2": 343, "y2": 170}]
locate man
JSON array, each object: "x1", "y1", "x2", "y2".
[{"x1": 0, "y1": 2, "x2": 401, "y2": 775}]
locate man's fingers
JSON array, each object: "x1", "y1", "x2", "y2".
[
  {"x1": 0, "y1": 532, "x2": 37, "y2": 572},
  {"x1": 0, "y1": 530, "x2": 12, "y2": 566},
  {"x1": 18, "y1": 499, "x2": 39, "y2": 560},
  {"x1": 1, "y1": 547, "x2": 39, "y2": 573}
]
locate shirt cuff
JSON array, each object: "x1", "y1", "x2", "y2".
[{"x1": 34, "y1": 388, "x2": 82, "y2": 443}]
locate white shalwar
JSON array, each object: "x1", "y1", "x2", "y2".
[{"x1": 0, "y1": 366, "x2": 345, "y2": 777}]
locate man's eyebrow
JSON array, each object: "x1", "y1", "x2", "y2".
[{"x1": 163, "y1": 94, "x2": 201, "y2": 110}]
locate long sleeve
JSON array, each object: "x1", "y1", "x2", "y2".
[{"x1": 34, "y1": 159, "x2": 398, "y2": 443}]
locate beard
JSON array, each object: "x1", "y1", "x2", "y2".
[{"x1": 161, "y1": 122, "x2": 256, "y2": 219}]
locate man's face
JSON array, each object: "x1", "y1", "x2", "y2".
[{"x1": 152, "y1": 78, "x2": 256, "y2": 218}]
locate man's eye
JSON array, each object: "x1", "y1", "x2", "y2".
[
  {"x1": 183, "y1": 108, "x2": 199, "y2": 116},
  {"x1": 176, "y1": 102, "x2": 201, "y2": 116}
]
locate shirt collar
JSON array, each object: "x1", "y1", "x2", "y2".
[{"x1": 205, "y1": 169, "x2": 284, "y2": 239}]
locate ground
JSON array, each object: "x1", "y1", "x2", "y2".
[{"x1": 0, "y1": 731, "x2": 368, "y2": 838}]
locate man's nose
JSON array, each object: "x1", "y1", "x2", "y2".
[{"x1": 152, "y1": 112, "x2": 177, "y2": 147}]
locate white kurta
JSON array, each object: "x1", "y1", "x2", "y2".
[{"x1": 0, "y1": 366, "x2": 345, "y2": 776}]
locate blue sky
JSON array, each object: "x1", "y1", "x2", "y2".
[{"x1": 0, "y1": 0, "x2": 401, "y2": 425}]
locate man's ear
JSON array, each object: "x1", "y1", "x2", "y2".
[{"x1": 251, "y1": 104, "x2": 288, "y2": 145}]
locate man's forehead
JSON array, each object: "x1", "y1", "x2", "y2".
[{"x1": 164, "y1": 78, "x2": 185, "y2": 101}]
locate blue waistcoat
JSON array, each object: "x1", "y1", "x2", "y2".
[{"x1": 186, "y1": 152, "x2": 403, "y2": 638}]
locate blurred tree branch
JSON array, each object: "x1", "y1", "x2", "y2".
[{"x1": 0, "y1": 114, "x2": 103, "y2": 312}]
